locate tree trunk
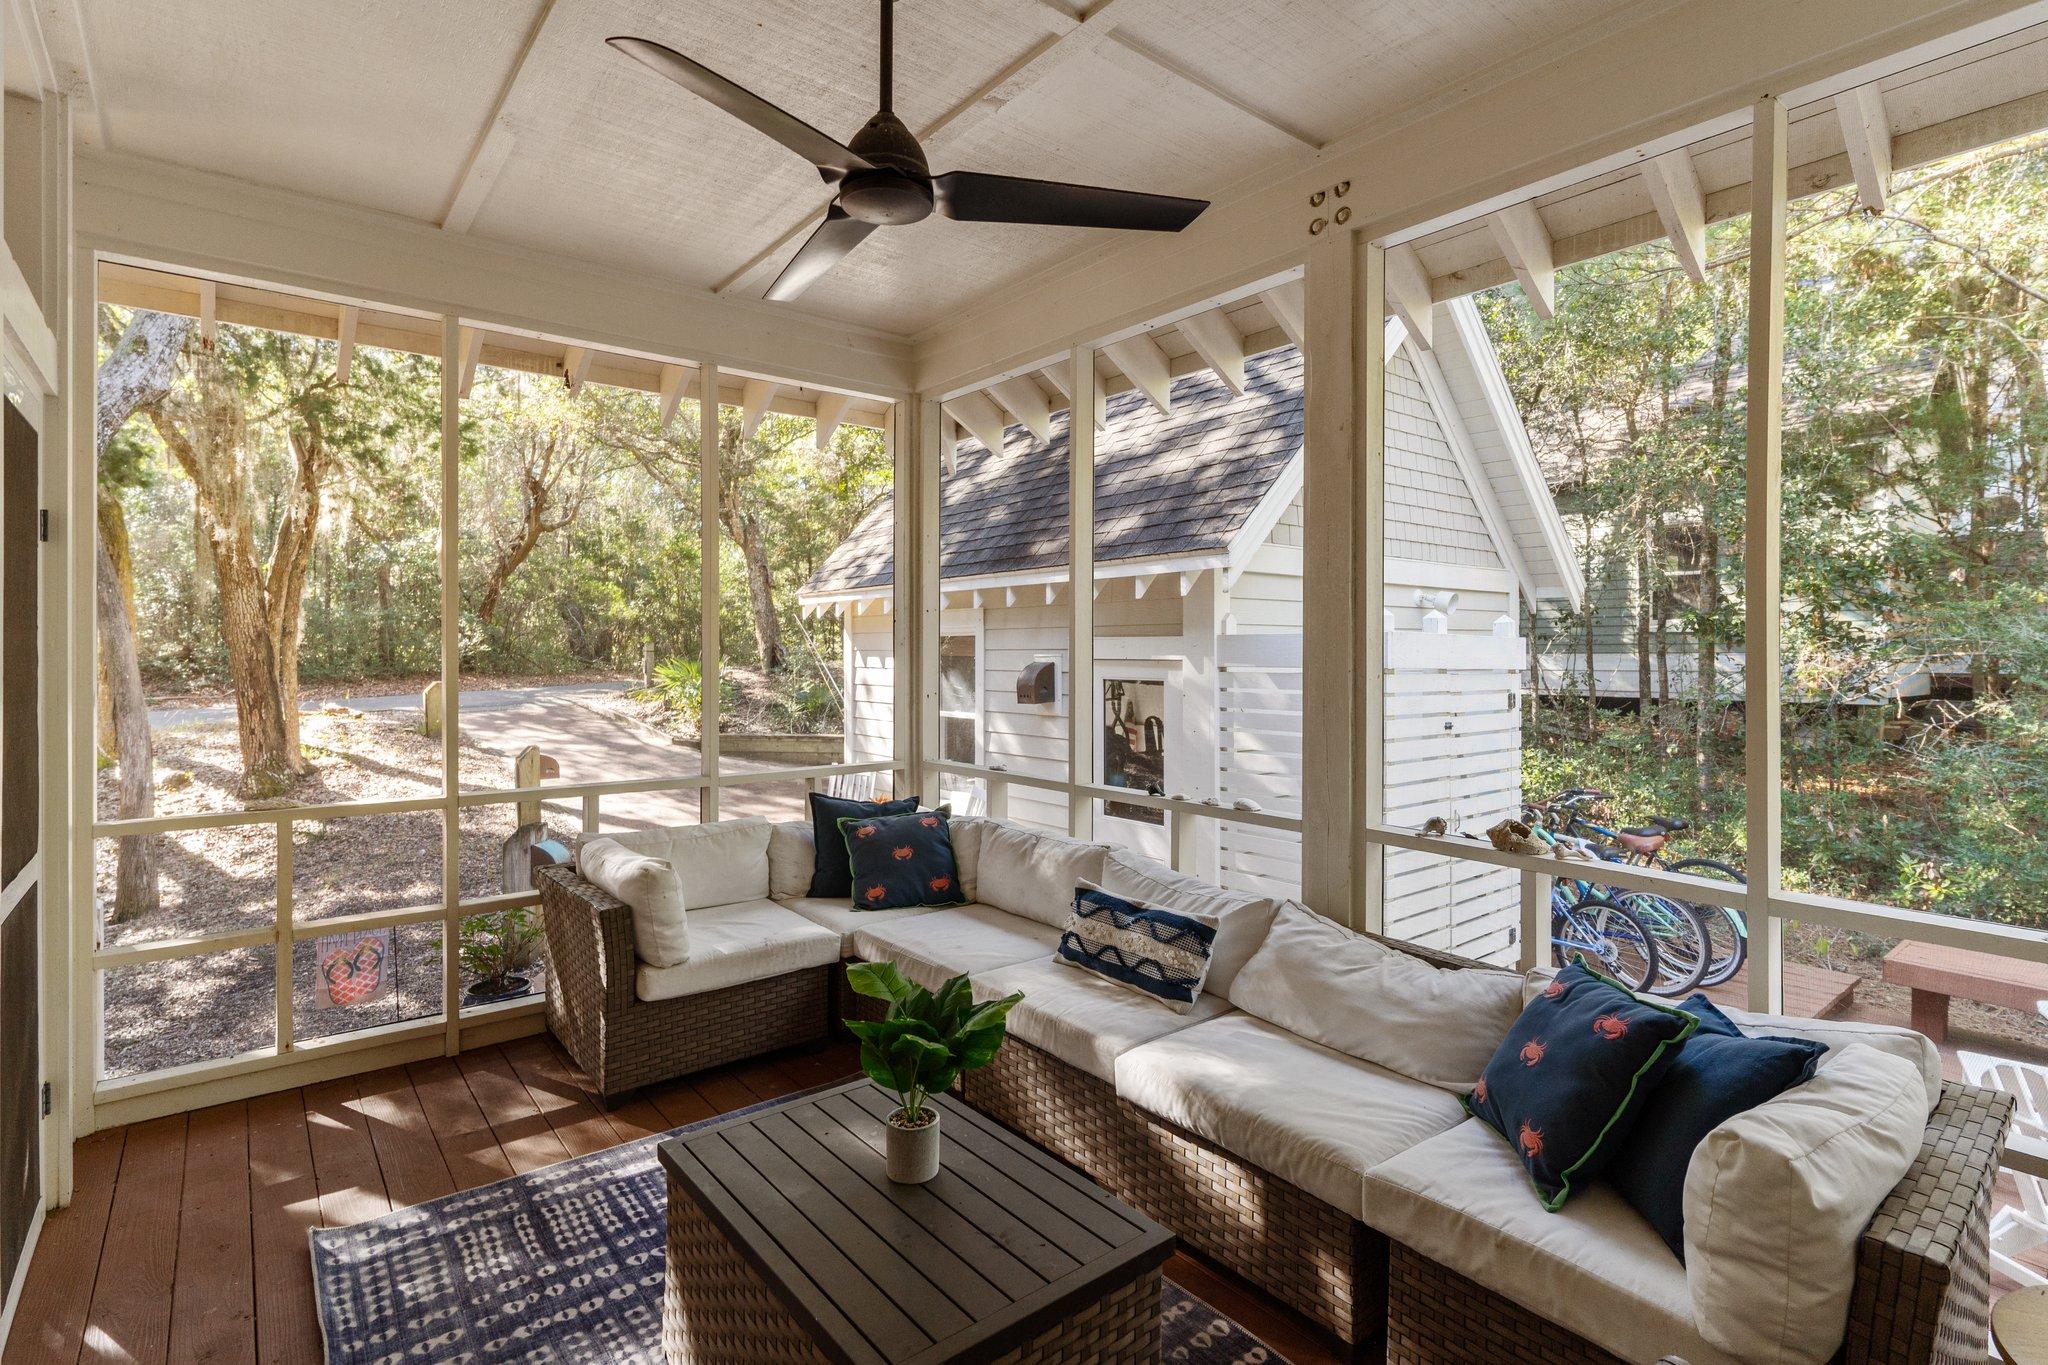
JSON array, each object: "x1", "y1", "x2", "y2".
[
  {"x1": 1635, "y1": 536, "x2": 1654, "y2": 730},
  {"x1": 724, "y1": 502, "x2": 784, "y2": 672},
  {"x1": 377, "y1": 561, "x2": 393, "y2": 668},
  {"x1": 94, "y1": 487, "x2": 138, "y2": 759},
  {"x1": 93, "y1": 309, "x2": 195, "y2": 919}
]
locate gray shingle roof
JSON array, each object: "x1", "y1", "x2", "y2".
[{"x1": 804, "y1": 347, "x2": 1305, "y2": 596}]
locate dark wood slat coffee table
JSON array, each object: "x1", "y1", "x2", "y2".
[{"x1": 659, "y1": 1079, "x2": 1175, "y2": 1364}]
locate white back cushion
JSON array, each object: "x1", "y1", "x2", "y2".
[
  {"x1": 1718, "y1": 1005, "x2": 1943, "y2": 1117},
  {"x1": 600, "y1": 817, "x2": 772, "y2": 910},
  {"x1": 948, "y1": 816, "x2": 996, "y2": 902},
  {"x1": 1099, "y1": 850, "x2": 1279, "y2": 997},
  {"x1": 1684, "y1": 1044, "x2": 1925, "y2": 1365},
  {"x1": 767, "y1": 820, "x2": 815, "y2": 900},
  {"x1": 974, "y1": 822, "x2": 1108, "y2": 927},
  {"x1": 577, "y1": 837, "x2": 688, "y2": 967},
  {"x1": 1228, "y1": 900, "x2": 1524, "y2": 1091}
]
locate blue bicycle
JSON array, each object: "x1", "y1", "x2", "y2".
[{"x1": 1547, "y1": 874, "x2": 1660, "y2": 992}]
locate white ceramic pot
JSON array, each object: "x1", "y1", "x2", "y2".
[{"x1": 885, "y1": 1105, "x2": 941, "y2": 1183}]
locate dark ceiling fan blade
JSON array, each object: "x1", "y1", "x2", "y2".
[
  {"x1": 930, "y1": 171, "x2": 1208, "y2": 231},
  {"x1": 607, "y1": 36, "x2": 873, "y2": 180},
  {"x1": 765, "y1": 206, "x2": 879, "y2": 301}
]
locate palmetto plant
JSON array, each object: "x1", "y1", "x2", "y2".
[{"x1": 844, "y1": 962, "x2": 1023, "y2": 1124}]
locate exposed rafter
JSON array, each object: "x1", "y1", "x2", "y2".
[
  {"x1": 1258, "y1": 280, "x2": 1305, "y2": 350},
  {"x1": 1383, "y1": 245, "x2": 1435, "y2": 350},
  {"x1": 442, "y1": 0, "x2": 563, "y2": 232},
  {"x1": 943, "y1": 390, "x2": 1010, "y2": 454},
  {"x1": 562, "y1": 344, "x2": 593, "y2": 393},
  {"x1": 942, "y1": 416, "x2": 960, "y2": 476},
  {"x1": 813, "y1": 391, "x2": 853, "y2": 451},
  {"x1": 1177, "y1": 307, "x2": 1247, "y2": 394},
  {"x1": 1039, "y1": 361, "x2": 1106, "y2": 431},
  {"x1": 1835, "y1": 83, "x2": 1893, "y2": 212},
  {"x1": 334, "y1": 305, "x2": 359, "y2": 381},
  {"x1": 197, "y1": 278, "x2": 217, "y2": 344},
  {"x1": 1100, "y1": 30, "x2": 1321, "y2": 151},
  {"x1": 657, "y1": 364, "x2": 689, "y2": 430},
  {"x1": 1639, "y1": 148, "x2": 1708, "y2": 282},
  {"x1": 1488, "y1": 201, "x2": 1556, "y2": 318},
  {"x1": 457, "y1": 326, "x2": 484, "y2": 398},
  {"x1": 990, "y1": 376, "x2": 1054, "y2": 442},
  {"x1": 740, "y1": 379, "x2": 781, "y2": 440},
  {"x1": 1102, "y1": 332, "x2": 1174, "y2": 416}
]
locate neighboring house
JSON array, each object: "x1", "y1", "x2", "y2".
[{"x1": 801, "y1": 298, "x2": 1582, "y2": 964}]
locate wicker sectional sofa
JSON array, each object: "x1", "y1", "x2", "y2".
[{"x1": 539, "y1": 812, "x2": 2011, "y2": 1365}]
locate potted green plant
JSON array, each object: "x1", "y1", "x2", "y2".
[
  {"x1": 845, "y1": 962, "x2": 1024, "y2": 1183},
  {"x1": 460, "y1": 908, "x2": 543, "y2": 1006}
]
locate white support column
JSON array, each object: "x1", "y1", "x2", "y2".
[
  {"x1": 1746, "y1": 94, "x2": 1787, "y2": 1015},
  {"x1": 1301, "y1": 229, "x2": 1358, "y2": 926},
  {"x1": 66, "y1": 238, "x2": 96, "y2": 1148},
  {"x1": 700, "y1": 362, "x2": 722, "y2": 822},
  {"x1": 1357, "y1": 243, "x2": 1387, "y2": 933},
  {"x1": 1067, "y1": 346, "x2": 1097, "y2": 839},
  {"x1": 892, "y1": 399, "x2": 936, "y2": 798},
  {"x1": 439, "y1": 319, "x2": 463, "y2": 1053}
]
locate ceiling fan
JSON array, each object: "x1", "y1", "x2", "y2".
[{"x1": 608, "y1": 0, "x2": 1211, "y2": 302}]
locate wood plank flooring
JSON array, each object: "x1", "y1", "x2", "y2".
[{"x1": 1, "y1": 1036, "x2": 1339, "y2": 1364}]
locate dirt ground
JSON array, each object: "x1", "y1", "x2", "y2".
[{"x1": 94, "y1": 707, "x2": 579, "y2": 1078}]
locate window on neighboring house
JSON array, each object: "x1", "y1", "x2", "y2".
[
  {"x1": 1101, "y1": 676, "x2": 1167, "y2": 826},
  {"x1": 939, "y1": 633, "x2": 979, "y2": 765}
]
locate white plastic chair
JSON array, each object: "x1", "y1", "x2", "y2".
[
  {"x1": 1958, "y1": 1049, "x2": 2048, "y2": 1287},
  {"x1": 823, "y1": 771, "x2": 878, "y2": 801}
]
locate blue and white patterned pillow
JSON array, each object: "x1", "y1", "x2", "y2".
[{"x1": 1054, "y1": 880, "x2": 1218, "y2": 1012}]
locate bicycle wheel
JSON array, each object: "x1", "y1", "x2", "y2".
[
  {"x1": 1552, "y1": 895, "x2": 1660, "y2": 994},
  {"x1": 1613, "y1": 890, "x2": 1711, "y2": 996},
  {"x1": 1669, "y1": 857, "x2": 1748, "y2": 988}
]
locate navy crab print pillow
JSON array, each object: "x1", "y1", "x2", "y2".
[
  {"x1": 1465, "y1": 959, "x2": 1697, "y2": 1210},
  {"x1": 838, "y1": 808, "x2": 969, "y2": 911}
]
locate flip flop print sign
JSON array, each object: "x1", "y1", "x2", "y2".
[{"x1": 314, "y1": 928, "x2": 393, "y2": 1009}]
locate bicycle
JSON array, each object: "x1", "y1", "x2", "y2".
[
  {"x1": 1546, "y1": 871, "x2": 1660, "y2": 993},
  {"x1": 1537, "y1": 789, "x2": 1749, "y2": 988}
]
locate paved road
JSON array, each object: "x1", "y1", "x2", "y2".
[{"x1": 150, "y1": 681, "x2": 812, "y2": 830}]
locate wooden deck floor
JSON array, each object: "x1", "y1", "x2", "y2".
[{"x1": 0, "y1": 1035, "x2": 1339, "y2": 1365}]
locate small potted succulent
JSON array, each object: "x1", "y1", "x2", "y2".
[{"x1": 845, "y1": 962, "x2": 1024, "y2": 1183}]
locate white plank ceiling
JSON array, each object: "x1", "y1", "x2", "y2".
[{"x1": 65, "y1": 0, "x2": 1654, "y2": 337}]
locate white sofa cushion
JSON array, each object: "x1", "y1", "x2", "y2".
[
  {"x1": 767, "y1": 820, "x2": 815, "y2": 900},
  {"x1": 1683, "y1": 1044, "x2": 1925, "y2": 1365},
  {"x1": 1361, "y1": 1118, "x2": 1733, "y2": 1365},
  {"x1": 974, "y1": 822, "x2": 1109, "y2": 928},
  {"x1": 634, "y1": 898, "x2": 840, "y2": 1002},
  {"x1": 1227, "y1": 901, "x2": 1524, "y2": 1091},
  {"x1": 849, "y1": 904, "x2": 1061, "y2": 991},
  {"x1": 577, "y1": 838, "x2": 689, "y2": 967},
  {"x1": 1115, "y1": 1012, "x2": 1467, "y2": 1214},
  {"x1": 777, "y1": 896, "x2": 948, "y2": 955},
  {"x1": 1718, "y1": 1004, "x2": 1943, "y2": 1117},
  {"x1": 1098, "y1": 851, "x2": 1278, "y2": 997},
  {"x1": 590, "y1": 817, "x2": 772, "y2": 911},
  {"x1": 948, "y1": 816, "x2": 996, "y2": 902},
  {"x1": 973, "y1": 957, "x2": 1232, "y2": 1082}
]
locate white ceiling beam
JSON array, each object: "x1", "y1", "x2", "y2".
[
  {"x1": 1102, "y1": 333, "x2": 1174, "y2": 417},
  {"x1": 1258, "y1": 281, "x2": 1306, "y2": 350},
  {"x1": 740, "y1": 379, "x2": 781, "y2": 440},
  {"x1": 197, "y1": 278, "x2": 217, "y2": 344},
  {"x1": 813, "y1": 390, "x2": 853, "y2": 451},
  {"x1": 1639, "y1": 148, "x2": 1708, "y2": 283},
  {"x1": 657, "y1": 364, "x2": 689, "y2": 430},
  {"x1": 943, "y1": 390, "x2": 1010, "y2": 454},
  {"x1": 989, "y1": 375, "x2": 1054, "y2": 442},
  {"x1": 333, "y1": 305, "x2": 359, "y2": 382},
  {"x1": 562, "y1": 344, "x2": 593, "y2": 393},
  {"x1": 1176, "y1": 308, "x2": 1246, "y2": 394},
  {"x1": 1038, "y1": 362, "x2": 1106, "y2": 431},
  {"x1": 1488, "y1": 202, "x2": 1556, "y2": 319},
  {"x1": 441, "y1": 0, "x2": 562, "y2": 231},
  {"x1": 1383, "y1": 245, "x2": 1435, "y2": 350},
  {"x1": 1835, "y1": 83, "x2": 1893, "y2": 213},
  {"x1": 457, "y1": 326, "x2": 484, "y2": 399},
  {"x1": 40, "y1": 0, "x2": 109, "y2": 149},
  {"x1": 1099, "y1": 31, "x2": 1320, "y2": 150}
]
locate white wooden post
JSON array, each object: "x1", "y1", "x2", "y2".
[
  {"x1": 1068, "y1": 345, "x2": 1097, "y2": 840},
  {"x1": 1358, "y1": 242, "x2": 1387, "y2": 934},
  {"x1": 515, "y1": 746, "x2": 543, "y2": 827},
  {"x1": 1746, "y1": 95, "x2": 1787, "y2": 1014},
  {"x1": 699, "y1": 362, "x2": 721, "y2": 823},
  {"x1": 439, "y1": 318, "x2": 463, "y2": 1051},
  {"x1": 1520, "y1": 870, "x2": 1550, "y2": 971},
  {"x1": 1302, "y1": 235, "x2": 1358, "y2": 927},
  {"x1": 898, "y1": 397, "x2": 942, "y2": 801}
]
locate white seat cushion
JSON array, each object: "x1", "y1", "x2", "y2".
[
  {"x1": 849, "y1": 904, "x2": 1061, "y2": 991},
  {"x1": 971, "y1": 957, "x2": 1233, "y2": 1082},
  {"x1": 1098, "y1": 851, "x2": 1278, "y2": 997},
  {"x1": 1114, "y1": 1012, "x2": 1467, "y2": 1214},
  {"x1": 776, "y1": 896, "x2": 949, "y2": 955},
  {"x1": 634, "y1": 899, "x2": 840, "y2": 1002},
  {"x1": 1362, "y1": 1118, "x2": 1736, "y2": 1365},
  {"x1": 587, "y1": 817, "x2": 772, "y2": 911}
]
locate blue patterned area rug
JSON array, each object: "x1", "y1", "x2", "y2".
[{"x1": 310, "y1": 1093, "x2": 1289, "y2": 1364}]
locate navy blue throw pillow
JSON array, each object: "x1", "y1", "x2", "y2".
[
  {"x1": 838, "y1": 809, "x2": 968, "y2": 911},
  {"x1": 806, "y1": 791, "x2": 918, "y2": 898},
  {"x1": 1055, "y1": 882, "x2": 1218, "y2": 1013},
  {"x1": 1466, "y1": 959, "x2": 1697, "y2": 1210},
  {"x1": 1609, "y1": 995, "x2": 1824, "y2": 1257}
]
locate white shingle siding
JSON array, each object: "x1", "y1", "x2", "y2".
[{"x1": 1385, "y1": 351, "x2": 1505, "y2": 572}]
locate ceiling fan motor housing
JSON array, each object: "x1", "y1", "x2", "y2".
[{"x1": 839, "y1": 110, "x2": 934, "y2": 224}]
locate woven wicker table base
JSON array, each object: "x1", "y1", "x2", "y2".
[{"x1": 664, "y1": 1167, "x2": 1163, "y2": 1363}]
